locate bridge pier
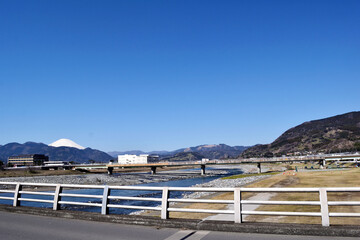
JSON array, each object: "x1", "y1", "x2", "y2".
[
  {"x1": 107, "y1": 167, "x2": 113, "y2": 175},
  {"x1": 319, "y1": 160, "x2": 326, "y2": 169},
  {"x1": 201, "y1": 165, "x2": 206, "y2": 175},
  {"x1": 257, "y1": 163, "x2": 261, "y2": 174},
  {"x1": 150, "y1": 166, "x2": 157, "y2": 175}
]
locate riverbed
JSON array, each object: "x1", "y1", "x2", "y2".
[{"x1": 0, "y1": 165, "x2": 269, "y2": 215}]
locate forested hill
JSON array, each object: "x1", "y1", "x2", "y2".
[
  {"x1": 0, "y1": 142, "x2": 113, "y2": 163},
  {"x1": 109, "y1": 144, "x2": 250, "y2": 160},
  {"x1": 242, "y1": 111, "x2": 360, "y2": 158}
]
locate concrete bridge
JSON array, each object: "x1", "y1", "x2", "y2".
[{"x1": 73, "y1": 153, "x2": 360, "y2": 175}]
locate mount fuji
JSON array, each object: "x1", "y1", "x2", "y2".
[
  {"x1": 0, "y1": 140, "x2": 112, "y2": 163},
  {"x1": 49, "y1": 138, "x2": 85, "y2": 150}
]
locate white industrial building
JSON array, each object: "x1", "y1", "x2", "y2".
[{"x1": 118, "y1": 154, "x2": 159, "y2": 164}]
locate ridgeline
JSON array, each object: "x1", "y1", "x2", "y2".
[{"x1": 242, "y1": 111, "x2": 360, "y2": 158}]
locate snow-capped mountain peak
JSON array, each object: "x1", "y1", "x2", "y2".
[{"x1": 49, "y1": 138, "x2": 85, "y2": 150}]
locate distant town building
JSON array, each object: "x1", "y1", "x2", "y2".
[
  {"x1": 8, "y1": 154, "x2": 49, "y2": 166},
  {"x1": 42, "y1": 160, "x2": 70, "y2": 170},
  {"x1": 118, "y1": 154, "x2": 159, "y2": 164},
  {"x1": 201, "y1": 158, "x2": 209, "y2": 163}
]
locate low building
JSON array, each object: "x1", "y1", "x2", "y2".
[
  {"x1": 8, "y1": 154, "x2": 49, "y2": 166},
  {"x1": 42, "y1": 161, "x2": 70, "y2": 170},
  {"x1": 201, "y1": 158, "x2": 209, "y2": 163},
  {"x1": 118, "y1": 154, "x2": 159, "y2": 164}
]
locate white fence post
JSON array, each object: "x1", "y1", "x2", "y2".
[
  {"x1": 13, "y1": 183, "x2": 21, "y2": 207},
  {"x1": 101, "y1": 185, "x2": 110, "y2": 215},
  {"x1": 234, "y1": 188, "x2": 242, "y2": 223},
  {"x1": 161, "y1": 187, "x2": 169, "y2": 219},
  {"x1": 319, "y1": 188, "x2": 330, "y2": 227},
  {"x1": 53, "y1": 184, "x2": 62, "y2": 210},
  {"x1": 3, "y1": 181, "x2": 360, "y2": 226}
]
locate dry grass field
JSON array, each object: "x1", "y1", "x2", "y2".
[
  {"x1": 161, "y1": 166, "x2": 360, "y2": 225},
  {"x1": 246, "y1": 168, "x2": 360, "y2": 225}
]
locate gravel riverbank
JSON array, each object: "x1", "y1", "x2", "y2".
[
  {"x1": 0, "y1": 165, "x2": 261, "y2": 186},
  {"x1": 181, "y1": 174, "x2": 270, "y2": 199},
  {"x1": 0, "y1": 170, "x2": 230, "y2": 186},
  {"x1": 133, "y1": 172, "x2": 272, "y2": 216},
  {"x1": 0, "y1": 165, "x2": 275, "y2": 218}
]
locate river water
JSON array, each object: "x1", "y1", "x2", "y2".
[{"x1": 0, "y1": 166, "x2": 246, "y2": 215}]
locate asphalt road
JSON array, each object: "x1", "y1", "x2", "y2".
[{"x1": 0, "y1": 212, "x2": 358, "y2": 240}]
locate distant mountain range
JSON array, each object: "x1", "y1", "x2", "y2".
[
  {"x1": 161, "y1": 152, "x2": 207, "y2": 162},
  {"x1": 0, "y1": 142, "x2": 113, "y2": 163},
  {"x1": 242, "y1": 111, "x2": 360, "y2": 158},
  {"x1": 109, "y1": 144, "x2": 250, "y2": 161},
  {"x1": 7, "y1": 111, "x2": 358, "y2": 164},
  {"x1": 0, "y1": 141, "x2": 249, "y2": 164}
]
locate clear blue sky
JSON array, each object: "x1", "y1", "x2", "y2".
[{"x1": 0, "y1": 0, "x2": 359, "y2": 152}]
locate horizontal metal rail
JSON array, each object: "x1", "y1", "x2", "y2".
[
  {"x1": 242, "y1": 211, "x2": 322, "y2": 217},
  {"x1": 107, "y1": 204, "x2": 161, "y2": 211},
  {"x1": 168, "y1": 208, "x2": 234, "y2": 214},
  {"x1": 19, "y1": 191, "x2": 55, "y2": 196},
  {"x1": 0, "y1": 196, "x2": 14, "y2": 200},
  {"x1": 168, "y1": 187, "x2": 234, "y2": 192},
  {"x1": 0, "y1": 190, "x2": 15, "y2": 193},
  {"x1": 168, "y1": 198, "x2": 234, "y2": 204},
  {"x1": 328, "y1": 201, "x2": 360, "y2": 206},
  {"x1": 109, "y1": 186, "x2": 164, "y2": 191},
  {"x1": 18, "y1": 198, "x2": 54, "y2": 204},
  {"x1": 1, "y1": 182, "x2": 360, "y2": 227},
  {"x1": 108, "y1": 196, "x2": 162, "y2": 202},
  {"x1": 241, "y1": 200, "x2": 320, "y2": 205},
  {"x1": 59, "y1": 193, "x2": 103, "y2": 199},
  {"x1": 58, "y1": 201, "x2": 101, "y2": 207},
  {"x1": 60, "y1": 184, "x2": 105, "y2": 189},
  {"x1": 19, "y1": 183, "x2": 58, "y2": 187}
]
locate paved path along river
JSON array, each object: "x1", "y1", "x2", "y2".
[{"x1": 0, "y1": 211, "x2": 357, "y2": 240}]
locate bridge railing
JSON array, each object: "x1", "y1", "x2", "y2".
[{"x1": 1, "y1": 182, "x2": 360, "y2": 227}]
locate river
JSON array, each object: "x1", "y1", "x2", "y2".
[{"x1": 0, "y1": 166, "x2": 249, "y2": 215}]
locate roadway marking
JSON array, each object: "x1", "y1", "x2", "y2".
[
  {"x1": 163, "y1": 230, "x2": 194, "y2": 240},
  {"x1": 187, "y1": 231, "x2": 210, "y2": 240},
  {"x1": 163, "y1": 230, "x2": 210, "y2": 240}
]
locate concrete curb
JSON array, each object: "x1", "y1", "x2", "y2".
[{"x1": 0, "y1": 205, "x2": 359, "y2": 237}]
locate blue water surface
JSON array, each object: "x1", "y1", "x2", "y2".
[{"x1": 0, "y1": 167, "x2": 243, "y2": 215}]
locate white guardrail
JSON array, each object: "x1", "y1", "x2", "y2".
[{"x1": 1, "y1": 182, "x2": 360, "y2": 227}]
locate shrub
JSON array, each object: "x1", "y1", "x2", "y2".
[{"x1": 285, "y1": 165, "x2": 294, "y2": 170}]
